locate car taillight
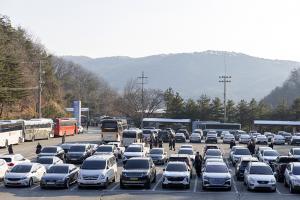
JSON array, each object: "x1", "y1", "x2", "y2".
[{"x1": 7, "y1": 163, "x2": 14, "y2": 167}]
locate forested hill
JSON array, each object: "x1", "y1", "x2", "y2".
[{"x1": 0, "y1": 15, "x2": 117, "y2": 119}]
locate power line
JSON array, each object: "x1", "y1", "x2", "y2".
[{"x1": 137, "y1": 71, "x2": 148, "y2": 129}]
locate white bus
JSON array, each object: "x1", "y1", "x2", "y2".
[
  {"x1": 0, "y1": 120, "x2": 24, "y2": 147},
  {"x1": 101, "y1": 118, "x2": 127, "y2": 143},
  {"x1": 122, "y1": 129, "x2": 143, "y2": 147},
  {"x1": 22, "y1": 118, "x2": 54, "y2": 141}
]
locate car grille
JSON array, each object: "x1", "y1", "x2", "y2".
[
  {"x1": 124, "y1": 172, "x2": 144, "y2": 177},
  {"x1": 257, "y1": 181, "x2": 269, "y2": 184},
  {"x1": 83, "y1": 176, "x2": 98, "y2": 180},
  {"x1": 167, "y1": 177, "x2": 185, "y2": 181},
  {"x1": 7, "y1": 178, "x2": 21, "y2": 181},
  {"x1": 209, "y1": 178, "x2": 226, "y2": 185}
]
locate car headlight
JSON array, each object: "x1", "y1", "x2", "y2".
[
  {"x1": 20, "y1": 177, "x2": 28, "y2": 180},
  {"x1": 249, "y1": 177, "x2": 256, "y2": 184},
  {"x1": 270, "y1": 179, "x2": 276, "y2": 183},
  {"x1": 99, "y1": 174, "x2": 105, "y2": 179},
  {"x1": 292, "y1": 179, "x2": 300, "y2": 184}
]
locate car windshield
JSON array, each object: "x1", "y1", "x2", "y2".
[
  {"x1": 124, "y1": 160, "x2": 149, "y2": 169},
  {"x1": 166, "y1": 163, "x2": 187, "y2": 172},
  {"x1": 37, "y1": 158, "x2": 53, "y2": 164},
  {"x1": 205, "y1": 165, "x2": 228, "y2": 173},
  {"x1": 206, "y1": 150, "x2": 221, "y2": 156},
  {"x1": 250, "y1": 166, "x2": 273, "y2": 175},
  {"x1": 0, "y1": 157, "x2": 11, "y2": 162},
  {"x1": 293, "y1": 166, "x2": 300, "y2": 175},
  {"x1": 69, "y1": 146, "x2": 86, "y2": 152},
  {"x1": 178, "y1": 149, "x2": 193, "y2": 155},
  {"x1": 150, "y1": 149, "x2": 163, "y2": 154},
  {"x1": 235, "y1": 149, "x2": 251, "y2": 155},
  {"x1": 264, "y1": 151, "x2": 279, "y2": 156},
  {"x1": 11, "y1": 165, "x2": 32, "y2": 173},
  {"x1": 41, "y1": 147, "x2": 57, "y2": 153},
  {"x1": 47, "y1": 166, "x2": 69, "y2": 174},
  {"x1": 123, "y1": 132, "x2": 137, "y2": 138},
  {"x1": 125, "y1": 147, "x2": 141, "y2": 152},
  {"x1": 169, "y1": 157, "x2": 188, "y2": 163},
  {"x1": 97, "y1": 146, "x2": 112, "y2": 152},
  {"x1": 81, "y1": 160, "x2": 106, "y2": 170},
  {"x1": 293, "y1": 149, "x2": 300, "y2": 155}
]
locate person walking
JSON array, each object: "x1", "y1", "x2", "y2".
[
  {"x1": 158, "y1": 137, "x2": 163, "y2": 148},
  {"x1": 168, "y1": 135, "x2": 172, "y2": 150},
  {"x1": 74, "y1": 123, "x2": 77, "y2": 135},
  {"x1": 229, "y1": 140, "x2": 236, "y2": 149},
  {"x1": 62, "y1": 131, "x2": 66, "y2": 144},
  {"x1": 268, "y1": 142, "x2": 274, "y2": 149},
  {"x1": 36, "y1": 142, "x2": 42, "y2": 154},
  {"x1": 194, "y1": 152, "x2": 202, "y2": 177},
  {"x1": 172, "y1": 137, "x2": 176, "y2": 151},
  {"x1": 8, "y1": 144, "x2": 13, "y2": 154}
]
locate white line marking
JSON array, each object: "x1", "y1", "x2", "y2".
[
  {"x1": 193, "y1": 176, "x2": 198, "y2": 192},
  {"x1": 110, "y1": 183, "x2": 119, "y2": 191},
  {"x1": 152, "y1": 175, "x2": 163, "y2": 191},
  {"x1": 70, "y1": 184, "x2": 77, "y2": 191},
  {"x1": 276, "y1": 188, "x2": 282, "y2": 194},
  {"x1": 30, "y1": 184, "x2": 40, "y2": 190}
]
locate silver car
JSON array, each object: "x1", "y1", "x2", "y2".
[
  {"x1": 37, "y1": 156, "x2": 63, "y2": 170},
  {"x1": 162, "y1": 162, "x2": 191, "y2": 189},
  {"x1": 284, "y1": 162, "x2": 300, "y2": 193},
  {"x1": 202, "y1": 162, "x2": 232, "y2": 190}
]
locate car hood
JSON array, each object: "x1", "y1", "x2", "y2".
[
  {"x1": 39, "y1": 153, "x2": 56, "y2": 157},
  {"x1": 42, "y1": 173, "x2": 67, "y2": 180},
  {"x1": 263, "y1": 156, "x2": 278, "y2": 161},
  {"x1": 122, "y1": 169, "x2": 149, "y2": 173},
  {"x1": 80, "y1": 169, "x2": 106, "y2": 176},
  {"x1": 203, "y1": 172, "x2": 231, "y2": 179},
  {"x1": 5, "y1": 172, "x2": 29, "y2": 178},
  {"x1": 163, "y1": 171, "x2": 189, "y2": 177},
  {"x1": 124, "y1": 152, "x2": 143, "y2": 157},
  {"x1": 149, "y1": 154, "x2": 163, "y2": 157},
  {"x1": 248, "y1": 174, "x2": 275, "y2": 181}
]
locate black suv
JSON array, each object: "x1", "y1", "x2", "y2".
[
  {"x1": 273, "y1": 156, "x2": 299, "y2": 182},
  {"x1": 120, "y1": 157, "x2": 156, "y2": 189},
  {"x1": 65, "y1": 144, "x2": 92, "y2": 164}
]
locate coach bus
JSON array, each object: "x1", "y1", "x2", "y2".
[
  {"x1": 54, "y1": 118, "x2": 78, "y2": 137},
  {"x1": 0, "y1": 120, "x2": 24, "y2": 147},
  {"x1": 23, "y1": 118, "x2": 54, "y2": 141},
  {"x1": 192, "y1": 121, "x2": 241, "y2": 137},
  {"x1": 101, "y1": 118, "x2": 127, "y2": 142}
]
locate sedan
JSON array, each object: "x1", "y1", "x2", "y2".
[
  {"x1": 272, "y1": 135, "x2": 286, "y2": 145},
  {"x1": 189, "y1": 133, "x2": 202, "y2": 143},
  {"x1": 4, "y1": 163, "x2": 46, "y2": 187},
  {"x1": 178, "y1": 148, "x2": 195, "y2": 161},
  {"x1": 239, "y1": 134, "x2": 251, "y2": 144},
  {"x1": 288, "y1": 148, "x2": 300, "y2": 159},
  {"x1": 37, "y1": 156, "x2": 64, "y2": 170},
  {"x1": 40, "y1": 164, "x2": 79, "y2": 189},
  {"x1": 284, "y1": 162, "x2": 300, "y2": 193},
  {"x1": 258, "y1": 150, "x2": 280, "y2": 169},
  {"x1": 202, "y1": 162, "x2": 232, "y2": 190},
  {"x1": 0, "y1": 154, "x2": 30, "y2": 169},
  {"x1": 162, "y1": 162, "x2": 191, "y2": 189},
  {"x1": 175, "y1": 133, "x2": 186, "y2": 143},
  {"x1": 204, "y1": 149, "x2": 223, "y2": 161},
  {"x1": 94, "y1": 145, "x2": 118, "y2": 158},
  {"x1": 230, "y1": 147, "x2": 251, "y2": 166},
  {"x1": 223, "y1": 134, "x2": 235, "y2": 144},
  {"x1": 38, "y1": 146, "x2": 65, "y2": 160},
  {"x1": 255, "y1": 135, "x2": 268, "y2": 145},
  {"x1": 0, "y1": 159, "x2": 8, "y2": 180},
  {"x1": 148, "y1": 148, "x2": 167, "y2": 165},
  {"x1": 290, "y1": 136, "x2": 300, "y2": 145}
]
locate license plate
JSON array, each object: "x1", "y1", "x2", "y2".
[
  {"x1": 130, "y1": 178, "x2": 138, "y2": 181},
  {"x1": 47, "y1": 182, "x2": 55, "y2": 185}
]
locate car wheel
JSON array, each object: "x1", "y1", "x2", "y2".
[
  {"x1": 145, "y1": 179, "x2": 151, "y2": 189},
  {"x1": 28, "y1": 178, "x2": 33, "y2": 187},
  {"x1": 186, "y1": 183, "x2": 190, "y2": 189}
]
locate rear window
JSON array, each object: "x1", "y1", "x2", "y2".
[
  {"x1": 263, "y1": 151, "x2": 279, "y2": 157},
  {"x1": 250, "y1": 166, "x2": 273, "y2": 175},
  {"x1": 11, "y1": 165, "x2": 32, "y2": 173},
  {"x1": 123, "y1": 132, "x2": 137, "y2": 138},
  {"x1": 125, "y1": 146, "x2": 141, "y2": 152},
  {"x1": 37, "y1": 158, "x2": 53, "y2": 164},
  {"x1": 47, "y1": 166, "x2": 69, "y2": 174},
  {"x1": 81, "y1": 160, "x2": 106, "y2": 170},
  {"x1": 178, "y1": 149, "x2": 193, "y2": 155},
  {"x1": 235, "y1": 149, "x2": 251, "y2": 155},
  {"x1": 0, "y1": 158, "x2": 11, "y2": 162},
  {"x1": 124, "y1": 160, "x2": 149, "y2": 170},
  {"x1": 150, "y1": 149, "x2": 163, "y2": 154},
  {"x1": 166, "y1": 163, "x2": 187, "y2": 172},
  {"x1": 205, "y1": 165, "x2": 228, "y2": 173},
  {"x1": 206, "y1": 150, "x2": 221, "y2": 156},
  {"x1": 97, "y1": 146, "x2": 113, "y2": 152},
  {"x1": 41, "y1": 147, "x2": 57, "y2": 153},
  {"x1": 69, "y1": 146, "x2": 86, "y2": 152}
]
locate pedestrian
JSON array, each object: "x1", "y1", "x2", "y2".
[
  {"x1": 86, "y1": 122, "x2": 89, "y2": 131},
  {"x1": 74, "y1": 123, "x2": 77, "y2": 135},
  {"x1": 168, "y1": 135, "x2": 172, "y2": 150},
  {"x1": 194, "y1": 152, "x2": 202, "y2": 177},
  {"x1": 62, "y1": 131, "x2": 66, "y2": 144},
  {"x1": 172, "y1": 137, "x2": 176, "y2": 151},
  {"x1": 8, "y1": 144, "x2": 13, "y2": 154},
  {"x1": 229, "y1": 140, "x2": 236, "y2": 149},
  {"x1": 248, "y1": 141, "x2": 255, "y2": 155},
  {"x1": 36, "y1": 142, "x2": 42, "y2": 154},
  {"x1": 154, "y1": 137, "x2": 158, "y2": 147},
  {"x1": 158, "y1": 137, "x2": 163, "y2": 148},
  {"x1": 268, "y1": 142, "x2": 274, "y2": 149}
]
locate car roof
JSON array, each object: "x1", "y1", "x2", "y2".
[
  {"x1": 250, "y1": 162, "x2": 268, "y2": 167},
  {"x1": 205, "y1": 161, "x2": 226, "y2": 166},
  {"x1": 128, "y1": 157, "x2": 150, "y2": 161},
  {"x1": 240, "y1": 156, "x2": 258, "y2": 161},
  {"x1": 0, "y1": 154, "x2": 22, "y2": 158},
  {"x1": 86, "y1": 155, "x2": 114, "y2": 160}
]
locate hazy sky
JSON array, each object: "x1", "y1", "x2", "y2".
[{"x1": 1, "y1": 0, "x2": 300, "y2": 60}]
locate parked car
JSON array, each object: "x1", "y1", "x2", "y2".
[
  {"x1": 4, "y1": 163, "x2": 46, "y2": 187},
  {"x1": 60, "y1": 143, "x2": 74, "y2": 153},
  {"x1": 0, "y1": 159, "x2": 8, "y2": 180},
  {"x1": 178, "y1": 148, "x2": 195, "y2": 161},
  {"x1": 38, "y1": 146, "x2": 65, "y2": 160},
  {"x1": 272, "y1": 135, "x2": 286, "y2": 145},
  {"x1": 205, "y1": 132, "x2": 218, "y2": 144},
  {"x1": 37, "y1": 156, "x2": 63, "y2": 170},
  {"x1": 107, "y1": 142, "x2": 125, "y2": 158},
  {"x1": 223, "y1": 134, "x2": 235, "y2": 144},
  {"x1": 168, "y1": 154, "x2": 193, "y2": 172},
  {"x1": 175, "y1": 133, "x2": 186, "y2": 143},
  {"x1": 288, "y1": 148, "x2": 300, "y2": 159},
  {"x1": 65, "y1": 144, "x2": 93, "y2": 164},
  {"x1": 204, "y1": 158, "x2": 225, "y2": 166},
  {"x1": 250, "y1": 132, "x2": 261, "y2": 139},
  {"x1": 244, "y1": 162, "x2": 276, "y2": 192},
  {"x1": 290, "y1": 136, "x2": 300, "y2": 145},
  {"x1": 264, "y1": 132, "x2": 274, "y2": 142},
  {"x1": 40, "y1": 164, "x2": 79, "y2": 189},
  {"x1": 255, "y1": 135, "x2": 268, "y2": 145},
  {"x1": 278, "y1": 131, "x2": 292, "y2": 143},
  {"x1": 148, "y1": 148, "x2": 167, "y2": 165},
  {"x1": 274, "y1": 156, "x2": 299, "y2": 182},
  {"x1": 229, "y1": 146, "x2": 244, "y2": 161},
  {"x1": 221, "y1": 131, "x2": 230, "y2": 139},
  {"x1": 239, "y1": 134, "x2": 251, "y2": 144},
  {"x1": 177, "y1": 129, "x2": 190, "y2": 139},
  {"x1": 158, "y1": 130, "x2": 171, "y2": 143},
  {"x1": 162, "y1": 161, "x2": 191, "y2": 189},
  {"x1": 204, "y1": 149, "x2": 223, "y2": 161},
  {"x1": 234, "y1": 130, "x2": 248, "y2": 141},
  {"x1": 180, "y1": 144, "x2": 193, "y2": 150},
  {"x1": 230, "y1": 147, "x2": 251, "y2": 166},
  {"x1": 235, "y1": 156, "x2": 258, "y2": 181},
  {"x1": 94, "y1": 145, "x2": 118, "y2": 158},
  {"x1": 0, "y1": 154, "x2": 30, "y2": 169},
  {"x1": 255, "y1": 146, "x2": 272, "y2": 157},
  {"x1": 203, "y1": 145, "x2": 219, "y2": 154},
  {"x1": 283, "y1": 162, "x2": 300, "y2": 193},
  {"x1": 193, "y1": 129, "x2": 203, "y2": 139},
  {"x1": 78, "y1": 155, "x2": 117, "y2": 188},
  {"x1": 202, "y1": 162, "x2": 232, "y2": 190},
  {"x1": 189, "y1": 133, "x2": 202, "y2": 143},
  {"x1": 123, "y1": 144, "x2": 146, "y2": 164},
  {"x1": 120, "y1": 157, "x2": 156, "y2": 189},
  {"x1": 258, "y1": 149, "x2": 280, "y2": 169}
]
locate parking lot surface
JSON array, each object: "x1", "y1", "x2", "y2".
[{"x1": 0, "y1": 127, "x2": 300, "y2": 200}]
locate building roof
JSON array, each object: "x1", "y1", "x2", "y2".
[
  {"x1": 254, "y1": 120, "x2": 300, "y2": 126},
  {"x1": 143, "y1": 118, "x2": 191, "y2": 123}
]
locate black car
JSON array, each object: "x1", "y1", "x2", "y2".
[
  {"x1": 40, "y1": 164, "x2": 79, "y2": 189},
  {"x1": 65, "y1": 144, "x2": 92, "y2": 164},
  {"x1": 205, "y1": 133, "x2": 218, "y2": 144},
  {"x1": 273, "y1": 156, "x2": 299, "y2": 182},
  {"x1": 158, "y1": 131, "x2": 170, "y2": 143},
  {"x1": 120, "y1": 157, "x2": 156, "y2": 189},
  {"x1": 38, "y1": 146, "x2": 65, "y2": 160}
]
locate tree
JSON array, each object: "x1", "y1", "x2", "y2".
[
  {"x1": 210, "y1": 97, "x2": 223, "y2": 121},
  {"x1": 290, "y1": 98, "x2": 300, "y2": 120},
  {"x1": 236, "y1": 100, "x2": 249, "y2": 129},
  {"x1": 197, "y1": 95, "x2": 211, "y2": 120},
  {"x1": 184, "y1": 99, "x2": 198, "y2": 120},
  {"x1": 164, "y1": 88, "x2": 184, "y2": 119},
  {"x1": 226, "y1": 99, "x2": 236, "y2": 122}
]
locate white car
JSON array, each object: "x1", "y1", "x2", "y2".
[
  {"x1": 255, "y1": 146, "x2": 272, "y2": 157},
  {"x1": 178, "y1": 148, "x2": 195, "y2": 161},
  {"x1": 162, "y1": 161, "x2": 191, "y2": 189},
  {"x1": 180, "y1": 144, "x2": 193, "y2": 150},
  {"x1": 239, "y1": 134, "x2": 251, "y2": 144},
  {"x1": 272, "y1": 135, "x2": 285, "y2": 145},
  {"x1": 223, "y1": 134, "x2": 235, "y2": 144},
  {"x1": 94, "y1": 145, "x2": 118, "y2": 158},
  {"x1": 283, "y1": 162, "x2": 300, "y2": 193},
  {"x1": 148, "y1": 148, "x2": 168, "y2": 165},
  {"x1": 78, "y1": 155, "x2": 117, "y2": 188},
  {"x1": 204, "y1": 158, "x2": 225, "y2": 166},
  {"x1": 288, "y1": 148, "x2": 300, "y2": 159},
  {"x1": 0, "y1": 154, "x2": 30, "y2": 169},
  {"x1": 202, "y1": 162, "x2": 232, "y2": 190},
  {"x1": 107, "y1": 142, "x2": 125, "y2": 159},
  {"x1": 123, "y1": 145, "x2": 146, "y2": 164},
  {"x1": 290, "y1": 136, "x2": 300, "y2": 145},
  {"x1": 0, "y1": 159, "x2": 8, "y2": 179},
  {"x1": 189, "y1": 133, "x2": 202, "y2": 143},
  {"x1": 4, "y1": 163, "x2": 46, "y2": 187},
  {"x1": 244, "y1": 162, "x2": 276, "y2": 192},
  {"x1": 204, "y1": 149, "x2": 223, "y2": 161},
  {"x1": 36, "y1": 156, "x2": 64, "y2": 170},
  {"x1": 221, "y1": 131, "x2": 230, "y2": 139},
  {"x1": 255, "y1": 135, "x2": 268, "y2": 144},
  {"x1": 230, "y1": 147, "x2": 251, "y2": 166}
]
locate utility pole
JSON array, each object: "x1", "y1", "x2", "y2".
[
  {"x1": 219, "y1": 75, "x2": 231, "y2": 122},
  {"x1": 38, "y1": 60, "x2": 43, "y2": 118},
  {"x1": 137, "y1": 71, "x2": 148, "y2": 129}
]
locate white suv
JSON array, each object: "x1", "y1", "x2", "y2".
[
  {"x1": 78, "y1": 155, "x2": 117, "y2": 188},
  {"x1": 162, "y1": 162, "x2": 191, "y2": 189}
]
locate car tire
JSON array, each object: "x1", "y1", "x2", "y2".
[
  {"x1": 28, "y1": 178, "x2": 33, "y2": 187},
  {"x1": 186, "y1": 183, "x2": 190, "y2": 189},
  {"x1": 145, "y1": 179, "x2": 151, "y2": 189},
  {"x1": 162, "y1": 184, "x2": 167, "y2": 189}
]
